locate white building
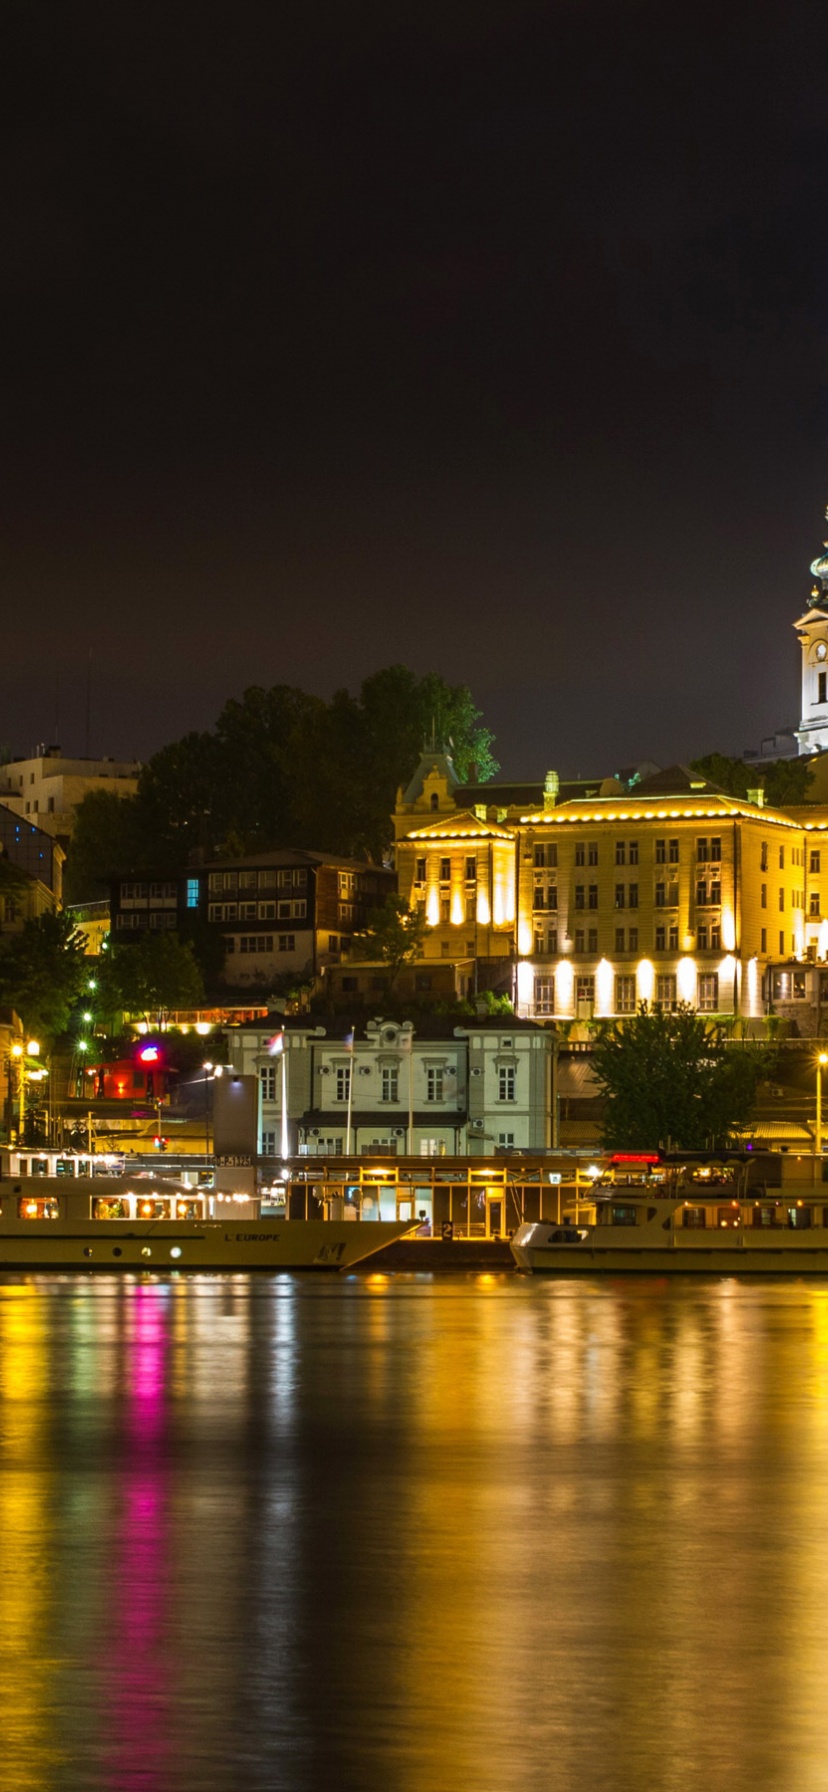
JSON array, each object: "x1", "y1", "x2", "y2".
[
  {"x1": 0, "y1": 745, "x2": 141, "y2": 841},
  {"x1": 795, "y1": 520, "x2": 828, "y2": 754}
]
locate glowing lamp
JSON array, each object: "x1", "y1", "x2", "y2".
[{"x1": 139, "y1": 1045, "x2": 160, "y2": 1063}]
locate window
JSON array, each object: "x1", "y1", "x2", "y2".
[
  {"x1": 534, "y1": 843, "x2": 546, "y2": 867},
  {"x1": 779, "y1": 930, "x2": 785, "y2": 953},
  {"x1": 260, "y1": 1065, "x2": 277, "y2": 1101},
  {"x1": 668, "y1": 839, "x2": 679, "y2": 863},
  {"x1": 547, "y1": 886, "x2": 558, "y2": 910},
  {"x1": 534, "y1": 975, "x2": 554, "y2": 1015},
  {"x1": 381, "y1": 1067, "x2": 399, "y2": 1103},
  {"x1": 761, "y1": 883, "x2": 767, "y2": 908},
  {"x1": 668, "y1": 924, "x2": 679, "y2": 950},
  {"x1": 811, "y1": 850, "x2": 821, "y2": 874},
  {"x1": 628, "y1": 927, "x2": 638, "y2": 951},
  {"x1": 610, "y1": 1205, "x2": 638, "y2": 1226},
  {"x1": 575, "y1": 928, "x2": 585, "y2": 951},
  {"x1": 291, "y1": 900, "x2": 307, "y2": 920},
  {"x1": 761, "y1": 927, "x2": 767, "y2": 952},
  {"x1": 278, "y1": 934, "x2": 295, "y2": 951},
  {"x1": 548, "y1": 928, "x2": 558, "y2": 953},
  {"x1": 683, "y1": 1207, "x2": 706, "y2": 1229},
  {"x1": 711, "y1": 837, "x2": 721, "y2": 861},
  {"x1": 465, "y1": 896, "x2": 475, "y2": 922},
  {"x1": 696, "y1": 880, "x2": 707, "y2": 906},
  {"x1": 239, "y1": 935, "x2": 274, "y2": 954},
  {"x1": 710, "y1": 924, "x2": 720, "y2": 949},
  {"x1": 628, "y1": 842, "x2": 639, "y2": 865},
  {"x1": 186, "y1": 877, "x2": 200, "y2": 908},
  {"x1": 440, "y1": 858, "x2": 451, "y2": 882},
  {"x1": 628, "y1": 884, "x2": 638, "y2": 909},
  {"x1": 440, "y1": 898, "x2": 450, "y2": 923},
  {"x1": 574, "y1": 884, "x2": 585, "y2": 909},
  {"x1": 811, "y1": 892, "x2": 821, "y2": 917},
  {"x1": 615, "y1": 927, "x2": 625, "y2": 951},
  {"x1": 240, "y1": 901, "x2": 257, "y2": 919},
  {"x1": 575, "y1": 842, "x2": 585, "y2": 866},
  {"x1": 465, "y1": 856, "x2": 476, "y2": 882},
  {"x1": 261, "y1": 1131, "x2": 277, "y2": 1155},
  {"x1": 615, "y1": 884, "x2": 625, "y2": 909},
  {"x1": 655, "y1": 924, "x2": 666, "y2": 951},
  {"x1": 533, "y1": 887, "x2": 546, "y2": 910},
  {"x1": 761, "y1": 843, "x2": 769, "y2": 871},
  {"x1": 771, "y1": 970, "x2": 807, "y2": 1000},
  {"x1": 697, "y1": 924, "x2": 708, "y2": 949},
  {"x1": 259, "y1": 901, "x2": 277, "y2": 920},
  {"x1": 497, "y1": 1066, "x2": 516, "y2": 1102},
  {"x1": 698, "y1": 974, "x2": 719, "y2": 1012},
  {"x1": 779, "y1": 846, "x2": 785, "y2": 869},
  {"x1": 710, "y1": 881, "x2": 721, "y2": 905},
  {"x1": 497, "y1": 1132, "x2": 515, "y2": 1148},
  {"x1": 820, "y1": 672, "x2": 827, "y2": 704},
  {"x1": 697, "y1": 838, "x2": 709, "y2": 863},
  {"x1": 655, "y1": 839, "x2": 666, "y2": 864},
  {"x1": 779, "y1": 888, "x2": 785, "y2": 911},
  {"x1": 426, "y1": 1067, "x2": 444, "y2": 1103},
  {"x1": 588, "y1": 884, "x2": 598, "y2": 909},
  {"x1": 615, "y1": 975, "x2": 636, "y2": 1013},
  {"x1": 335, "y1": 1065, "x2": 351, "y2": 1102},
  {"x1": 587, "y1": 842, "x2": 598, "y2": 866},
  {"x1": 576, "y1": 974, "x2": 595, "y2": 1004},
  {"x1": 656, "y1": 974, "x2": 677, "y2": 1007},
  {"x1": 655, "y1": 882, "x2": 666, "y2": 908},
  {"x1": 588, "y1": 927, "x2": 598, "y2": 952},
  {"x1": 430, "y1": 792, "x2": 439, "y2": 811},
  {"x1": 415, "y1": 856, "x2": 426, "y2": 882},
  {"x1": 616, "y1": 841, "x2": 626, "y2": 865}
]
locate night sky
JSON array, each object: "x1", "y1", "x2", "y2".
[{"x1": 4, "y1": 2, "x2": 828, "y2": 777}]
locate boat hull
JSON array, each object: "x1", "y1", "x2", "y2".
[
  {"x1": 0, "y1": 1219, "x2": 414, "y2": 1272},
  {"x1": 511, "y1": 1238, "x2": 828, "y2": 1274}
]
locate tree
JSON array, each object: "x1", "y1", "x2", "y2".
[
  {"x1": 690, "y1": 752, "x2": 814, "y2": 807},
  {"x1": 352, "y1": 896, "x2": 429, "y2": 990},
  {"x1": 103, "y1": 933, "x2": 205, "y2": 1030},
  {"x1": 64, "y1": 788, "x2": 156, "y2": 902},
  {"x1": 0, "y1": 910, "x2": 89, "y2": 1038},
  {"x1": 0, "y1": 851, "x2": 32, "y2": 922},
  {"x1": 590, "y1": 1003, "x2": 773, "y2": 1151}
]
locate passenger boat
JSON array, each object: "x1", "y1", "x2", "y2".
[
  {"x1": 0, "y1": 1172, "x2": 415, "y2": 1270},
  {"x1": 510, "y1": 1153, "x2": 828, "y2": 1273}
]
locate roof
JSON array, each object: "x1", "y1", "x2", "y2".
[
  {"x1": 404, "y1": 808, "x2": 514, "y2": 841},
  {"x1": 200, "y1": 848, "x2": 390, "y2": 874},
  {"x1": 402, "y1": 749, "x2": 459, "y2": 806},
  {"x1": 521, "y1": 788, "x2": 798, "y2": 828}
]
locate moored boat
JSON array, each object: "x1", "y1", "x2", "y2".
[{"x1": 0, "y1": 1173, "x2": 415, "y2": 1270}]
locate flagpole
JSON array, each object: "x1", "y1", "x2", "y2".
[
  {"x1": 280, "y1": 1043, "x2": 289, "y2": 1160},
  {"x1": 406, "y1": 1027, "x2": 414, "y2": 1155},
  {"x1": 345, "y1": 1059, "x2": 354, "y2": 1156}
]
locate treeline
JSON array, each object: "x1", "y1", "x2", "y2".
[
  {"x1": 689, "y1": 753, "x2": 814, "y2": 806},
  {"x1": 66, "y1": 667, "x2": 498, "y2": 901}
]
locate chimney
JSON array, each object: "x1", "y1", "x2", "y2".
[
  {"x1": 543, "y1": 770, "x2": 559, "y2": 812},
  {"x1": 746, "y1": 788, "x2": 765, "y2": 807}
]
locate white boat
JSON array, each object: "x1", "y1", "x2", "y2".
[
  {"x1": 510, "y1": 1154, "x2": 828, "y2": 1273},
  {"x1": 0, "y1": 1173, "x2": 414, "y2": 1270}
]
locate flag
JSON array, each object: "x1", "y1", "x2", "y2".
[
  {"x1": 343, "y1": 1027, "x2": 354, "y2": 1050},
  {"x1": 267, "y1": 1030, "x2": 284, "y2": 1056}
]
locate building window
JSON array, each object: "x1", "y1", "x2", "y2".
[
  {"x1": 656, "y1": 974, "x2": 677, "y2": 1007},
  {"x1": 261, "y1": 1130, "x2": 277, "y2": 1155},
  {"x1": 547, "y1": 886, "x2": 558, "y2": 910},
  {"x1": 820, "y1": 671, "x2": 827, "y2": 704},
  {"x1": 186, "y1": 877, "x2": 200, "y2": 908},
  {"x1": 440, "y1": 898, "x2": 450, "y2": 923},
  {"x1": 381, "y1": 1067, "x2": 399, "y2": 1103},
  {"x1": 497, "y1": 1066, "x2": 516, "y2": 1102},
  {"x1": 534, "y1": 843, "x2": 547, "y2": 867},
  {"x1": 779, "y1": 930, "x2": 785, "y2": 953},
  {"x1": 628, "y1": 928, "x2": 638, "y2": 951},
  {"x1": 415, "y1": 857, "x2": 426, "y2": 882},
  {"x1": 615, "y1": 975, "x2": 636, "y2": 1013},
  {"x1": 655, "y1": 924, "x2": 666, "y2": 951},
  {"x1": 575, "y1": 842, "x2": 585, "y2": 866},
  {"x1": 628, "y1": 884, "x2": 638, "y2": 909},
  {"x1": 615, "y1": 884, "x2": 625, "y2": 908},
  {"x1": 710, "y1": 924, "x2": 721, "y2": 949},
  {"x1": 533, "y1": 975, "x2": 554, "y2": 1015},
  {"x1": 260, "y1": 1065, "x2": 277, "y2": 1101},
  {"x1": 655, "y1": 839, "x2": 666, "y2": 864},
  {"x1": 811, "y1": 850, "x2": 822, "y2": 875},
  {"x1": 779, "y1": 846, "x2": 785, "y2": 869},
  {"x1": 574, "y1": 884, "x2": 585, "y2": 909},
  {"x1": 779, "y1": 888, "x2": 785, "y2": 911},
  {"x1": 587, "y1": 927, "x2": 598, "y2": 952},
  {"x1": 239, "y1": 935, "x2": 274, "y2": 954},
  {"x1": 465, "y1": 856, "x2": 476, "y2": 882},
  {"x1": 426, "y1": 1067, "x2": 444, "y2": 1103},
  {"x1": 439, "y1": 858, "x2": 451, "y2": 882},
  {"x1": 587, "y1": 884, "x2": 598, "y2": 909},
  {"x1": 761, "y1": 927, "x2": 767, "y2": 952},
  {"x1": 533, "y1": 887, "x2": 546, "y2": 910},
  {"x1": 697, "y1": 924, "x2": 708, "y2": 949},
  {"x1": 548, "y1": 928, "x2": 558, "y2": 953},
  {"x1": 655, "y1": 882, "x2": 666, "y2": 907},
  {"x1": 588, "y1": 843, "x2": 598, "y2": 866},
  {"x1": 576, "y1": 974, "x2": 595, "y2": 1004},
  {"x1": 465, "y1": 896, "x2": 476, "y2": 922},
  {"x1": 615, "y1": 926, "x2": 625, "y2": 951},
  {"x1": 697, "y1": 838, "x2": 709, "y2": 863},
  {"x1": 668, "y1": 839, "x2": 679, "y2": 863},
  {"x1": 278, "y1": 934, "x2": 295, "y2": 951},
  {"x1": 710, "y1": 837, "x2": 721, "y2": 861},
  {"x1": 710, "y1": 881, "x2": 721, "y2": 905},
  {"x1": 615, "y1": 841, "x2": 626, "y2": 865},
  {"x1": 761, "y1": 883, "x2": 767, "y2": 908},
  {"x1": 668, "y1": 924, "x2": 679, "y2": 950},
  {"x1": 761, "y1": 843, "x2": 769, "y2": 871},
  {"x1": 629, "y1": 842, "x2": 639, "y2": 865},
  {"x1": 811, "y1": 892, "x2": 821, "y2": 917},
  {"x1": 335, "y1": 1066, "x2": 351, "y2": 1103},
  {"x1": 575, "y1": 928, "x2": 585, "y2": 951},
  {"x1": 698, "y1": 974, "x2": 719, "y2": 1012}
]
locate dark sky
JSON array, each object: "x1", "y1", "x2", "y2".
[{"x1": 4, "y1": 1, "x2": 828, "y2": 778}]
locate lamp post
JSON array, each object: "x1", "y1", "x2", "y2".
[{"x1": 817, "y1": 1052, "x2": 828, "y2": 1155}]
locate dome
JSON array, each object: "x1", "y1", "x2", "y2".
[{"x1": 811, "y1": 551, "x2": 828, "y2": 585}]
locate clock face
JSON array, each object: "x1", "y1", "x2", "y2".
[{"x1": 818, "y1": 642, "x2": 828, "y2": 661}]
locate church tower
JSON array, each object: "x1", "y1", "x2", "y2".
[{"x1": 795, "y1": 512, "x2": 828, "y2": 754}]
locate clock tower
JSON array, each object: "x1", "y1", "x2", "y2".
[{"x1": 795, "y1": 514, "x2": 828, "y2": 754}]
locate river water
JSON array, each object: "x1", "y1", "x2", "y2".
[{"x1": 2, "y1": 1270, "x2": 828, "y2": 1792}]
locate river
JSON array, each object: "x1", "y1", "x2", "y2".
[{"x1": 1, "y1": 1270, "x2": 827, "y2": 1791}]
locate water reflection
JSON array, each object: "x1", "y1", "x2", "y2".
[{"x1": 1, "y1": 1274, "x2": 828, "y2": 1788}]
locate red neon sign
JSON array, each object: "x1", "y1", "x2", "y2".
[{"x1": 610, "y1": 1152, "x2": 660, "y2": 1165}]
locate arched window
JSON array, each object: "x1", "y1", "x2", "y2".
[{"x1": 430, "y1": 792, "x2": 439, "y2": 811}]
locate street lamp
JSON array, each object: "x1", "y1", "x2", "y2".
[{"x1": 817, "y1": 1052, "x2": 828, "y2": 1154}]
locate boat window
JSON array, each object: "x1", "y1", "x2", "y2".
[
  {"x1": 717, "y1": 1207, "x2": 741, "y2": 1228},
  {"x1": 753, "y1": 1206, "x2": 779, "y2": 1228},
  {"x1": 92, "y1": 1198, "x2": 130, "y2": 1220},
  {"x1": 17, "y1": 1160, "x2": 27, "y2": 1176},
  {"x1": 31, "y1": 1159, "x2": 48, "y2": 1177},
  {"x1": 787, "y1": 1206, "x2": 813, "y2": 1230},
  {"x1": 77, "y1": 1161, "x2": 91, "y2": 1176},
  {"x1": 55, "y1": 1159, "x2": 75, "y2": 1176},
  {"x1": 175, "y1": 1200, "x2": 203, "y2": 1219},
  {"x1": 609, "y1": 1205, "x2": 638, "y2": 1226},
  {"x1": 18, "y1": 1197, "x2": 59, "y2": 1220},
  {"x1": 682, "y1": 1206, "x2": 706, "y2": 1229},
  {"x1": 136, "y1": 1198, "x2": 170, "y2": 1219}
]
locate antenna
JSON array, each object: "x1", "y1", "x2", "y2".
[
  {"x1": 85, "y1": 649, "x2": 92, "y2": 757},
  {"x1": 53, "y1": 669, "x2": 59, "y2": 747}
]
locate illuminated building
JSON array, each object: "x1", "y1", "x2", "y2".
[{"x1": 0, "y1": 745, "x2": 140, "y2": 844}]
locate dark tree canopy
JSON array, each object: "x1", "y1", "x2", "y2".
[
  {"x1": 690, "y1": 753, "x2": 815, "y2": 808},
  {"x1": 97, "y1": 933, "x2": 205, "y2": 1031},
  {"x1": 0, "y1": 910, "x2": 89, "y2": 1039},
  {"x1": 591, "y1": 1003, "x2": 773, "y2": 1152},
  {"x1": 352, "y1": 895, "x2": 429, "y2": 989},
  {"x1": 66, "y1": 666, "x2": 498, "y2": 895}
]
